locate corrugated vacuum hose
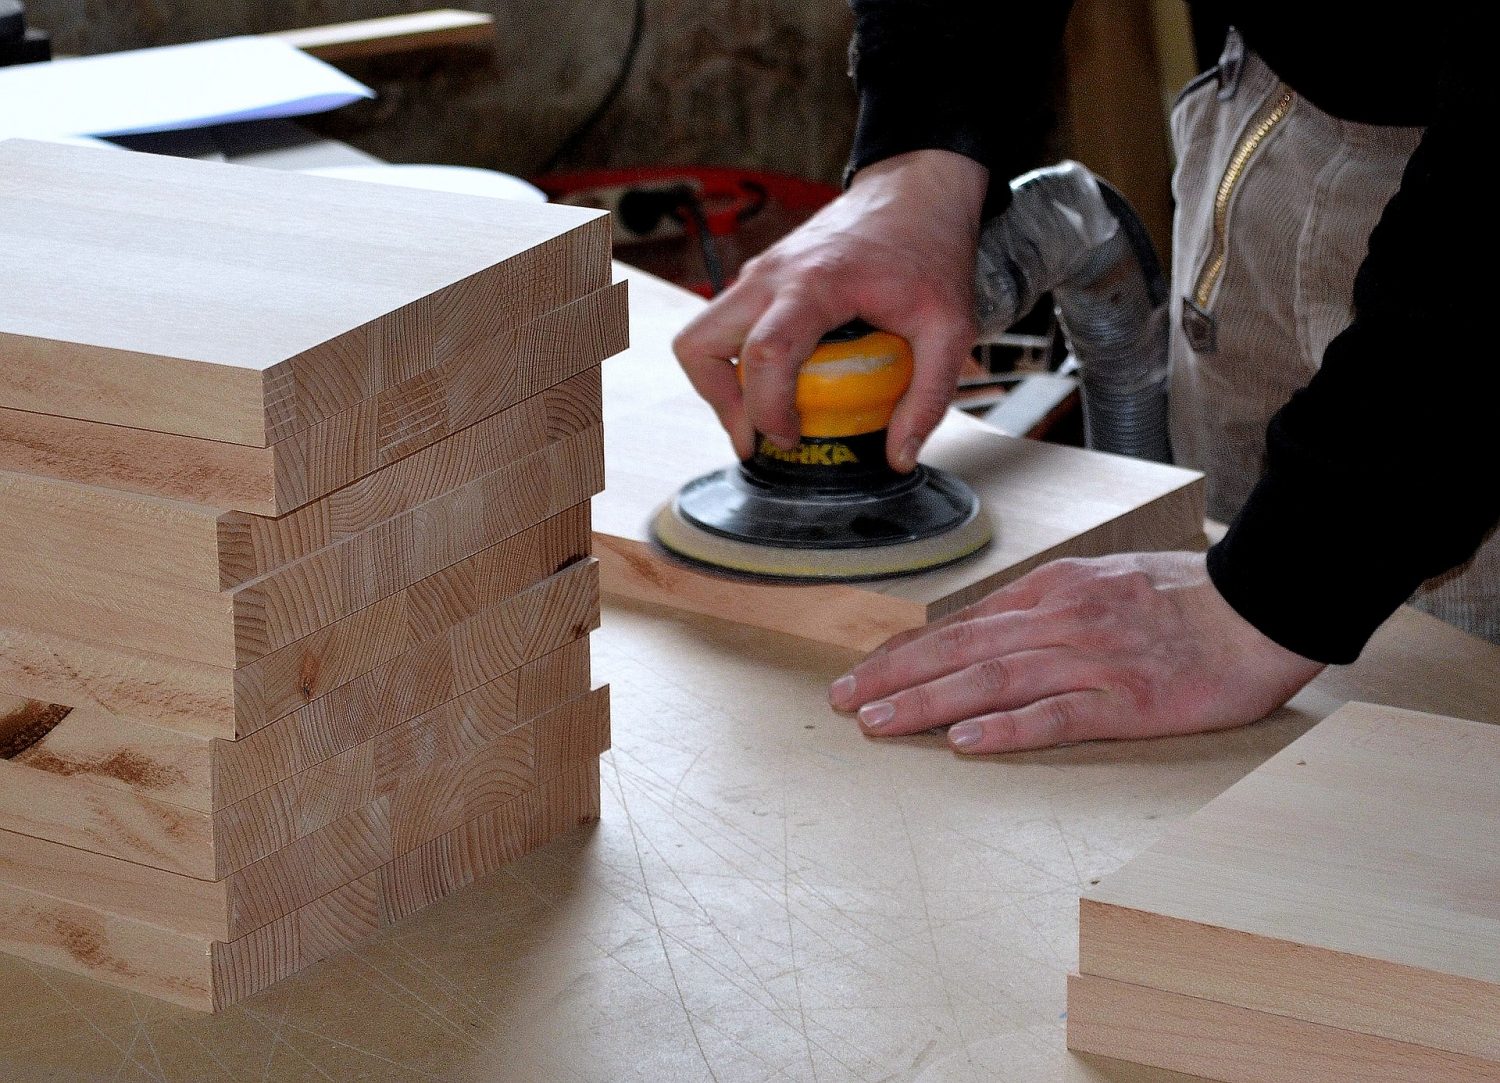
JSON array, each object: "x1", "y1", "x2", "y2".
[{"x1": 975, "y1": 161, "x2": 1172, "y2": 463}]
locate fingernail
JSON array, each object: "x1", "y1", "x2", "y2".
[
  {"x1": 829, "y1": 675, "x2": 856, "y2": 705},
  {"x1": 949, "y1": 721, "x2": 983, "y2": 750},
  {"x1": 858, "y1": 701, "x2": 895, "y2": 730},
  {"x1": 897, "y1": 438, "x2": 921, "y2": 472}
]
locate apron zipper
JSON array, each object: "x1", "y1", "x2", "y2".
[{"x1": 1192, "y1": 87, "x2": 1295, "y2": 311}]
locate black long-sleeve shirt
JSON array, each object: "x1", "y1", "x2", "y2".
[{"x1": 849, "y1": 2, "x2": 1499, "y2": 663}]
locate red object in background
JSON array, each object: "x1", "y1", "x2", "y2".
[{"x1": 531, "y1": 165, "x2": 839, "y2": 298}]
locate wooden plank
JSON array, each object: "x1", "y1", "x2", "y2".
[
  {"x1": 0, "y1": 282, "x2": 626, "y2": 515},
  {"x1": 268, "y1": 10, "x2": 496, "y2": 62},
  {"x1": 0, "y1": 760, "x2": 601, "y2": 1011},
  {"x1": 209, "y1": 685, "x2": 608, "y2": 878},
  {"x1": 1066, "y1": 974, "x2": 1500, "y2": 1083},
  {"x1": 0, "y1": 363, "x2": 601, "y2": 592},
  {"x1": 598, "y1": 267, "x2": 1204, "y2": 651},
  {"x1": 0, "y1": 513, "x2": 595, "y2": 739},
  {"x1": 388, "y1": 687, "x2": 609, "y2": 854},
  {"x1": 6, "y1": 698, "x2": 213, "y2": 811},
  {"x1": 0, "y1": 422, "x2": 604, "y2": 666},
  {"x1": 0, "y1": 680, "x2": 604, "y2": 942},
  {"x1": 214, "y1": 629, "x2": 591, "y2": 812},
  {"x1": 1078, "y1": 702, "x2": 1500, "y2": 1065},
  {"x1": 0, "y1": 138, "x2": 609, "y2": 446}
]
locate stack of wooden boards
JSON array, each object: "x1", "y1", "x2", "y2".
[
  {"x1": 1068, "y1": 700, "x2": 1500, "y2": 1082},
  {"x1": 0, "y1": 138, "x2": 626, "y2": 1010}
]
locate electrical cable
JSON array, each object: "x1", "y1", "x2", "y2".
[{"x1": 538, "y1": 0, "x2": 647, "y2": 174}]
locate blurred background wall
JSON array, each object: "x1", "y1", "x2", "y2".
[{"x1": 23, "y1": 0, "x2": 861, "y2": 183}]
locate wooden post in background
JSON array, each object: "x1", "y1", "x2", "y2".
[{"x1": 1059, "y1": 0, "x2": 1189, "y2": 263}]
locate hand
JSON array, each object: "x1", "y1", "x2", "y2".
[
  {"x1": 672, "y1": 149, "x2": 988, "y2": 471},
  {"x1": 828, "y1": 551, "x2": 1325, "y2": 754}
]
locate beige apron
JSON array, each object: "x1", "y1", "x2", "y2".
[{"x1": 1167, "y1": 31, "x2": 1499, "y2": 644}]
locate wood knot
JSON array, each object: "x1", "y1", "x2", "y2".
[{"x1": 0, "y1": 699, "x2": 72, "y2": 759}]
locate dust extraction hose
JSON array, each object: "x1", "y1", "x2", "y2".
[{"x1": 974, "y1": 160, "x2": 1171, "y2": 462}]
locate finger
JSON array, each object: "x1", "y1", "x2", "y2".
[
  {"x1": 673, "y1": 284, "x2": 768, "y2": 459},
  {"x1": 740, "y1": 289, "x2": 852, "y2": 449},
  {"x1": 831, "y1": 611, "x2": 1067, "y2": 712},
  {"x1": 885, "y1": 312, "x2": 975, "y2": 471},
  {"x1": 856, "y1": 559, "x2": 1085, "y2": 664},
  {"x1": 855, "y1": 648, "x2": 1098, "y2": 737},
  {"x1": 946, "y1": 691, "x2": 1112, "y2": 755}
]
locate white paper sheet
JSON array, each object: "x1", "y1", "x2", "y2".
[{"x1": 0, "y1": 37, "x2": 374, "y2": 140}]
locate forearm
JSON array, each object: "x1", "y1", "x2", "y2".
[{"x1": 847, "y1": 0, "x2": 1075, "y2": 213}]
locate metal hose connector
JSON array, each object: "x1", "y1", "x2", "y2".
[{"x1": 974, "y1": 160, "x2": 1171, "y2": 462}]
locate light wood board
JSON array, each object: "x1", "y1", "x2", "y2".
[
  {"x1": 0, "y1": 759, "x2": 601, "y2": 1012},
  {"x1": 2, "y1": 632, "x2": 588, "y2": 823},
  {"x1": 0, "y1": 684, "x2": 607, "y2": 942},
  {"x1": 1066, "y1": 973, "x2": 1500, "y2": 1083},
  {"x1": 0, "y1": 137, "x2": 609, "y2": 446},
  {"x1": 0, "y1": 281, "x2": 626, "y2": 515},
  {"x1": 1076, "y1": 701, "x2": 1500, "y2": 1067},
  {"x1": 597, "y1": 267, "x2": 1204, "y2": 651},
  {"x1": 268, "y1": 9, "x2": 497, "y2": 61},
  {"x1": 0, "y1": 422, "x2": 603, "y2": 667},
  {"x1": 0, "y1": 531, "x2": 598, "y2": 739},
  {"x1": 0, "y1": 362, "x2": 603, "y2": 592}
]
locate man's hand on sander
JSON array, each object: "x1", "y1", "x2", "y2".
[
  {"x1": 828, "y1": 551, "x2": 1325, "y2": 754},
  {"x1": 673, "y1": 149, "x2": 987, "y2": 471}
]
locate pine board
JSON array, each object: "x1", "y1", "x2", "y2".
[
  {"x1": 0, "y1": 423, "x2": 603, "y2": 667},
  {"x1": 595, "y1": 269, "x2": 1204, "y2": 651},
  {"x1": 1066, "y1": 974, "x2": 1500, "y2": 1083},
  {"x1": 0, "y1": 759, "x2": 601, "y2": 1011},
  {"x1": 1076, "y1": 701, "x2": 1500, "y2": 1066},
  {"x1": 0, "y1": 282, "x2": 626, "y2": 515},
  {"x1": 0, "y1": 685, "x2": 607, "y2": 942},
  {"x1": 0, "y1": 137, "x2": 609, "y2": 446},
  {"x1": 0, "y1": 518, "x2": 597, "y2": 739},
  {"x1": 2, "y1": 633, "x2": 588, "y2": 818},
  {"x1": 0, "y1": 363, "x2": 603, "y2": 592}
]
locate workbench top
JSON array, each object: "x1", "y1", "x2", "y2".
[{"x1": 2, "y1": 268, "x2": 1495, "y2": 1083}]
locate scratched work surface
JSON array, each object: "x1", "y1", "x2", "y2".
[{"x1": 0, "y1": 591, "x2": 1496, "y2": 1081}]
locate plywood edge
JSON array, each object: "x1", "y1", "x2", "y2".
[
  {"x1": 593, "y1": 532, "x2": 925, "y2": 651},
  {"x1": 1065, "y1": 973, "x2": 1500, "y2": 1083}
]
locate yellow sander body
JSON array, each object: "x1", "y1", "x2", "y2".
[{"x1": 651, "y1": 322, "x2": 993, "y2": 581}]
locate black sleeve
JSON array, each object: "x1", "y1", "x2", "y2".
[
  {"x1": 846, "y1": 0, "x2": 1075, "y2": 213},
  {"x1": 1208, "y1": 36, "x2": 1500, "y2": 664}
]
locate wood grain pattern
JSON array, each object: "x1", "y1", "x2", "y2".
[
  {"x1": 0, "y1": 138, "x2": 609, "y2": 445},
  {"x1": 210, "y1": 685, "x2": 608, "y2": 878},
  {"x1": 0, "y1": 760, "x2": 601, "y2": 1011},
  {"x1": 598, "y1": 268, "x2": 1204, "y2": 650},
  {"x1": 0, "y1": 364, "x2": 603, "y2": 592},
  {"x1": 0, "y1": 514, "x2": 595, "y2": 739},
  {"x1": 0, "y1": 282, "x2": 625, "y2": 515},
  {"x1": 1066, "y1": 974, "x2": 1500, "y2": 1083},
  {"x1": 1077, "y1": 702, "x2": 1500, "y2": 1067},
  {"x1": 215, "y1": 636, "x2": 591, "y2": 811},
  {"x1": 10, "y1": 703, "x2": 213, "y2": 810},
  {"x1": 0, "y1": 423, "x2": 603, "y2": 667}
]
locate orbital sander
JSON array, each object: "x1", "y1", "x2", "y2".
[{"x1": 652, "y1": 321, "x2": 992, "y2": 581}]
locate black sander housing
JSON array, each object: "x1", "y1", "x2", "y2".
[{"x1": 652, "y1": 322, "x2": 992, "y2": 581}]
